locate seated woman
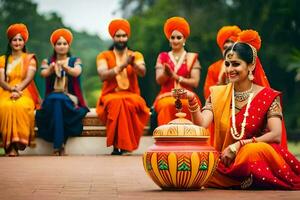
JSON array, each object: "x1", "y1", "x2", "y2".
[
  {"x1": 154, "y1": 17, "x2": 201, "y2": 126},
  {"x1": 36, "y1": 28, "x2": 89, "y2": 156},
  {"x1": 176, "y1": 30, "x2": 300, "y2": 189},
  {"x1": 0, "y1": 23, "x2": 40, "y2": 156}
]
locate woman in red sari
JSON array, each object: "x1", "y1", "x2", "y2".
[
  {"x1": 154, "y1": 16, "x2": 201, "y2": 126},
  {"x1": 176, "y1": 30, "x2": 300, "y2": 189}
]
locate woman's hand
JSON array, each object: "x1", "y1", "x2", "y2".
[
  {"x1": 172, "y1": 88, "x2": 194, "y2": 101},
  {"x1": 220, "y1": 142, "x2": 241, "y2": 167},
  {"x1": 10, "y1": 91, "x2": 22, "y2": 100}
]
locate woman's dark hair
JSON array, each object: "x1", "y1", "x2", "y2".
[
  {"x1": 4, "y1": 41, "x2": 27, "y2": 81},
  {"x1": 51, "y1": 49, "x2": 71, "y2": 60},
  {"x1": 223, "y1": 42, "x2": 254, "y2": 64}
]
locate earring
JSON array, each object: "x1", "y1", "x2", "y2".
[
  {"x1": 183, "y1": 43, "x2": 185, "y2": 46},
  {"x1": 248, "y1": 70, "x2": 254, "y2": 81}
]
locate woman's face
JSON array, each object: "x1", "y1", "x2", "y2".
[
  {"x1": 169, "y1": 30, "x2": 186, "y2": 51},
  {"x1": 224, "y1": 51, "x2": 251, "y2": 83},
  {"x1": 10, "y1": 33, "x2": 25, "y2": 52},
  {"x1": 54, "y1": 37, "x2": 70, "y2": 55}
]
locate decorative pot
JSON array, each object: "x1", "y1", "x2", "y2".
[{"x1": 143, "y1": 112, "x2": 219, "y2": 190}]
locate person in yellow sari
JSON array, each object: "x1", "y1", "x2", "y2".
[
  {"x1": 0, "y1": 23, "x2": 40, "y2": 156},
  {"x1": 175, "y1": 30, "x2": 300, "y2": 189},
  {"x1": 96, "y1": 19, "x2": 150, "y2": 155}
]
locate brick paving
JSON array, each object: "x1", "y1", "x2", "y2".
[{"x1": 0, "y1": 156, "x2": 299, "y2": 200}]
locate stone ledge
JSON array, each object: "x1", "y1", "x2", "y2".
[{"x1": 34, "y1": 108, "x2": 151, "y2": 137}]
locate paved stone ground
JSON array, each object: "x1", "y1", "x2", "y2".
[{"x1": 0, "y1": 156, "x2": 299, "y2": 200}]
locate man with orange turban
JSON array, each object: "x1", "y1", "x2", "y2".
[
  {"x1": 203, "y1": 25, "x2": 241, "y2": 99},
  {"x1": 96, "y1": 18, "x2": 149, "y2": 155}
]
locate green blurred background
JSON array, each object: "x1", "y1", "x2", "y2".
[{"x1": 0, "y1": 0, "x2": 299, "y2": 140}]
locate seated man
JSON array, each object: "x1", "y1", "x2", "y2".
[{"x1": 96, "y1": 18, "x2": 150, "y2": 155}]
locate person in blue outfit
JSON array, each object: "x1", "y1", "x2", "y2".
[{"x1": 36, "y1": 28, "x2": 89, "y2": 156}]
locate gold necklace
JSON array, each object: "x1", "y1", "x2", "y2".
[
  {"x1": 234, "y1": 83, "x2": 253, "y2": 102},
  {"x1": 231, "y1": 85, "x2": 254, "y2": 140}
]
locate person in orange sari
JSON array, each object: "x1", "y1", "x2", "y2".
[
  {"x1": 203, "y1": 25, "x2": 241, "y2": 99},
  {"x1": 154, "y1": 16, "x2": 201, "y2": 126},
  {"x1": 0, "y1": 23, "x2": 40, "y2": 156},
  {"x1": 96, "y1": 19, "x2": 150, "y2": 155},
  {"x1": 176, "y1": 30, "x2": 300, "y2": 189}
]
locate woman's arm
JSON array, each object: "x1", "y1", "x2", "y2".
[
  {"x1": 15, "y1": 58, "x2": 37, "y2": 91},
  {"x1": 175, "y1": 60, "x2": 201, "y2": 88},
  {"x1": 0, "y1": 69, "x2": 14, "y2": 91},
  {"x1": 187, "y1": 92, "x2": 213, "y2": 127},
  {"x1": 40, "y1": 59, "x2": 55, "y2": 78},
  {"x1": 61, "y1": 58, "x2": 82, "y2": 77},
  {"x1": 155, "y1": 59, "x2": 169, "y2": 85}
]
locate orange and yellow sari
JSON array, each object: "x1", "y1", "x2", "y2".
[
  {"x1": 207, "y1": 83, "x2": 300, "y2": 189},
  {"x1": 0, "y1": 53, "x2": 40, "y2": 149},
  {"x1": 154, "y1": 52, "x2": 201, "y2": 126},
  {"x1": 96, "y1": 50, "x2": 150, "y2": 152}
]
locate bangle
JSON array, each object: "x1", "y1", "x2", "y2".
[
  {"x1": 178, "y1": 76, "x2": 184, "y2": 83},
  {"x1": 229, "y1": 144, "x2": 237, "y2": 155},
  {"x1": 239, "y1": 140, "x2": 244, "y2": 147},
  {"x1": 188, "y1": 95, "x2": 197, "y2": 105},
  {"x1": 252, "y1": 137, "x2": 257, "y2": 143},
  {"x1": 188, "y1": 105, "x2": 200, "y2": 113}
]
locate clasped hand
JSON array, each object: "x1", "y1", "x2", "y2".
[
  {"x1": 163, "y1": 63, "x2": 179, "y2": 81},
  {"x1": 10, "y1": 85, "x2": 22, "y2": 100},
  {"x1": 220, "y1": 142, "x2": 241, "y2": 167},
  {"x1": 51, "y1": 61, "x2": 68, "y2": 77}
]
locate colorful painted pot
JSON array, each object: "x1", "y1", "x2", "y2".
[{"x1": 143, "y1": 113, "x2": 219, "y2": 190}]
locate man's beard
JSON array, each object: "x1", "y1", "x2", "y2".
[{"x1": 114, "y1": 41, "x2": 127, "y2": 50}]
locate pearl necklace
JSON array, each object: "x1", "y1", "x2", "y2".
[
  {"x1": 230, "y1": 85, "x2": 254, "y2": 140},
  {"x1": 234, "y1": 83, "x2": 253, "y2": 102}
]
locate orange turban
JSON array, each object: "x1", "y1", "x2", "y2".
[
  {"x1": 50, "y1": 28, "x2": 73, "y2": 45},
  {"x1": 164, "y1": 17, "x2": 190, "y2": 39},
  {"x1": 216, "y1": 25, "x2": 241, "y2": 50},
  {"x1": 6, "y1": 23, "x2": 29, "y2": 43},
  {"x1": 108, "y1": 19, "x2": 131, "y2": 38},
  {"x1": 238, "y1": 29, "x2": 261, "y2": 51}
]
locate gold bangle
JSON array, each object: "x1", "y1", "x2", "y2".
[
  {"x1": 189, "y1": 106, "x2": 200, "y2": 113},
  {"x1": 178, "y1": 76, "x2": 184, "y2": 83},
  {"x1": 229, "y1": 144, "x2": 237, "y2": 155}
]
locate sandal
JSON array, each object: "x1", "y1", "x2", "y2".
[
  {"x1": 53, "y1": 149, "x2": 60, "y2": 156},
  {"x1": 8, "y1": 148, "x2": 18, "y2": 157},
  {"x1": 59, "y1": 147, "x2": 66, "y2": 156}
]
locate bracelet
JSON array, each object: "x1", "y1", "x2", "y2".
[
  {"x1": 188, "y1": 96, "x2": 197, "y2": 105},
  {"x1": 178, "y1": 76, "x2": 184, "y2": 83},
  {"x1": 188, "y1": 103, "x2": 199, "y2": 111},
  {"x1": 252, "y1": 137, "x2": 257, "y2": 143},
  {"x1": 229, "y1": 144, "x2": 237, "y2": 155},
  {"x1": 188, "y1": 105, "x2": 200, "y2": 113}
]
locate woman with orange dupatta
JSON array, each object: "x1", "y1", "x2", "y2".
[
  {"x1": 203, "y1": 25, "x2": 241, "y2": 99},
  {"x1": 0, "y1": 23, "x2": 40, "y2": 156},
  {"x1": 96, "y1": 19, "x2": 150, "y2": 155},
  {"x1": 175, "y1": 30, "x2": 300, "y2": 189},
  {"x1": 154, "y1": 16, "x2": 201, "y2": 126}
]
